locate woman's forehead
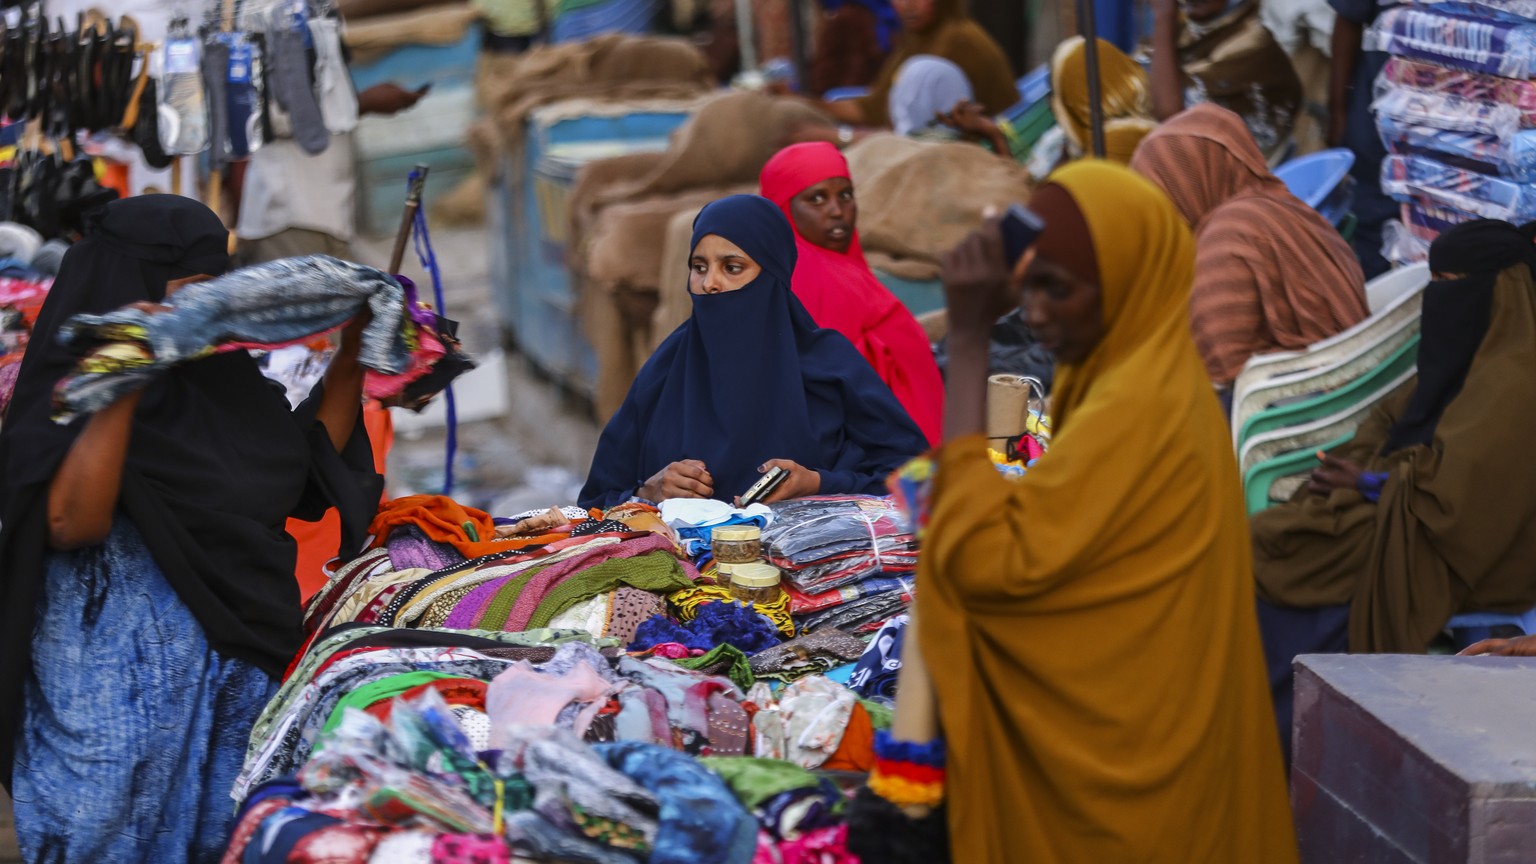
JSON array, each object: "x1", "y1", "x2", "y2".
[{"x1": 691, "y1": 234, "x2": 752, "y2": 258}]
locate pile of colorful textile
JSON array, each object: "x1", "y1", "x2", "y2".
[
  {"x1": 0, "y1": 269, "x2": 51, "y2": 417},
  {"x1": 224, "y1": 622, "x2": 873, "y2": 861},
  {"x1": 1368, "y1": 1, "x2": 1536, "y2": 264}
]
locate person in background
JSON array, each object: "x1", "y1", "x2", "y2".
[
  {"x1": 1461, "y1": 634, "x2": 1536, "y2": 657},
  {"x1": 579, "y1": 194, "x2": 928, "y2": 509},
  {"x1": 473, "y1": 0, "x2": 555, "y2": 54},
  {"x1": 1250, "y1": 220, "x2": 1536, "y2": 752},
  {"x1": 807, "y1": 0, "x2": 900, "y2": 96},
  {"x1": 814, "y1": 0, "x2": 1016, "y2": 133},
  {"x1": 0, "y1": 196, "x2": 380, "y2": 862},
  {"x1": 946, "y1": 35, "x2": 1157, "y2": 170},
  {"x1": 236, "y1": 82, "x2": 427, "y2": 263},
  {"x1": 1150, "y1": 0, "x2": 1303, "y2": 161},
  {"x1": 1131, "y1": 104, "x2": 1367, "y2": 398},
  {"x1": 759, "y1": 142, "x2": 944, "y2": 444},
  {"x1": 1327, "y1": 0, "x2": 1393, "y2": 278},
  {"x1": 920, "y1": 160, "x2": 1296, "y2": 860}
]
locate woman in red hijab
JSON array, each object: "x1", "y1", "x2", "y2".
[{"x1": 759, "y1": 142, "x2": 943, "y2": 444}]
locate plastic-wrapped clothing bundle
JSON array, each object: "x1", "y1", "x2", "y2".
[
  {"x1": 1376, "y1": 114, "x2": 1536, "y2": 182},
  {"x1": 1382, "y1": 154, "x2": 1536, "y2": 221},
  {"x1": 51, "y1": 255, "x2": 442, "y2": 421},
  {"x1": 1372, "y1": 82, "x2": 1523, "y2": 141},
  {"x1": 1365, "y1": 7, "x2": 1536, "y2": 78},
  {"x1": 1412, "y1": 0, "x2": 1536, "y2": 24},
  {"x1": 762, "y1": 497, "x2": 913, "y2": 567},
  {"x1": 1381, "y1": 56, "x2": 1536, "y2": 127}
]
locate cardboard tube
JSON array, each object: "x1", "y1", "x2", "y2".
[{"x1": 986, "y1": 374, "x2": 1038, "y2": 440}]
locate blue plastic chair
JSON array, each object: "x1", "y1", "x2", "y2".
[
  {"x1": 1271, "y1": 149, "x2": 1357, "y2": 227},
  {"x1": 1446, "y1": 607, "x2": 1536, "y2": 651},
  {"x1": 1016, "y1": 64, "x2": 1050, "y2": 107},
  {"x1": 824, "y1": 87, "x2": 869, "y2": 102}
]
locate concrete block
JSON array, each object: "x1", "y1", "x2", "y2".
[{"x1": 1293, "y1": 655, "x2": 1536, "y2": 864}]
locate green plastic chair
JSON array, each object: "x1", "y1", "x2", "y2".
[
  {"x1": 1236, "y1": 336, "x2": 1419, "y2": 454},
  {"x1": 1244, "y1": 434, "x2": 1353, "y2": 515},
  {"x1": 1238, "y1": 367, "x2": 1417, "y2": 477}
]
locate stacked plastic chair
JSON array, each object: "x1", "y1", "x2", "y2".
[{"x1": 1232, "y1": 263, "x2": 1430, "y2": 514}]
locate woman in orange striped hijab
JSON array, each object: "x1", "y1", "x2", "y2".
[{"x1": 1131, "y1": 103, "x2": 1368, "y2": 394}]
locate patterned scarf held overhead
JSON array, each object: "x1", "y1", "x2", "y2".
[{"x1": 51, "y1": 255, "x2": 444, "y2": 421}]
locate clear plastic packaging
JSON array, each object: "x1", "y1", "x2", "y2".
[
  {"x1": 1377, "y1": 114, "x2": 1536, "y2": 182},
  {"x1": 1365, "y1": 7, "x2": 1536, "y2": 79},
  {"x1": 1372, "y1": 82, "x2": 1522, "y2": 141},
  {"x1": 1410, "y1": 0, "x2": 1536, "y2": 25},
  {"x1": 156, "y1": 36, "x2": 209, "y2": 155},
  {"x1": 1381, "y1": 219, "x2": 1433, "y2": 267},
  {"x1": 1381, "y1": 57, "x2": 1536, "y2": 128},
  {"x1": 1380, "y1": 154, "x2": 1536, "y2": 221}
]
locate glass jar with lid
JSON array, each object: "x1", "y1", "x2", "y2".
[
  {"x1": 712, "y1": 525, "x2": 762, "y2": 565},
  {"x1": 729, "y1": 562, "x2": 784, "y2": 606}
]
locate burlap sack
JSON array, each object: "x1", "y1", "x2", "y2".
[
  {"x1": 846, "y1": 133, "x2": 1034, "y2": 281},
  {"x1": 342, "y1": 3, "x2": 479, "y2": 66}
]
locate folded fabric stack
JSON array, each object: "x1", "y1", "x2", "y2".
[
  {"x1": 305, "y1": 497, "x2": 697, "y2": 643},
  {"x1": 1368, "y1": 3, "x2": 1536, "y2": 264},
  {"x1": 761, "y1": 496, "x2": 918, "y2": 636}
]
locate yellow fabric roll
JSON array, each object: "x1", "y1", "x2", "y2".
[
  {"x1": 669, "y1": 583, "x2": 795, "y2": 637},
  {"x1": 916, "y1": 161, "x2": 1296, "y2": 862}
]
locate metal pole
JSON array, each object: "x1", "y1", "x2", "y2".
[
  {"x1": 390, "y1": 165, "x2": 429, "y2": 275},
  {"x1": 1077, "y1": 0, "x2": 1107, "y2": 158},
  {"x1": 786, "y1": 0, "x2": 809, "y2": 93},
  {"x1": 734, "y1": 0, "x2": 757, "y2": 73}
]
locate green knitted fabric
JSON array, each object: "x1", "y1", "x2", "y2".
[
  {"x1": 477, "y1": 565, "x2": 550, "y2": 631},
  {"x1": 527, "y1": 551, "x2": 694, "y2": 630}
]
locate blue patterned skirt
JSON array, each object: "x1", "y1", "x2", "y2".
[{"x1": 12, "y1": 518, "x2": 277, "y2": 864}]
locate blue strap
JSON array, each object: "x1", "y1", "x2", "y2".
[{"x1": 406, "y1": 168, "x2": 458, "y2": 496}]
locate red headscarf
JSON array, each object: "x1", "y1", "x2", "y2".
[{"x1": 759, "y1": 143, "x2": 943, "y2": 444}]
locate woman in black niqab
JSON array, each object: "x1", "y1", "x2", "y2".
[{"x1": 0, "y1": 195, "x2": 381, "y2": 862}]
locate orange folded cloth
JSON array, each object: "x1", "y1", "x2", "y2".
[{"x1": 821, "y1": 702, "x2": 876, "y2": 772}]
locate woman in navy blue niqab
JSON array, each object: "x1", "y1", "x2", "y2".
[{"x1": 579, "y1": 194, "x2": 929, "y2": 508}]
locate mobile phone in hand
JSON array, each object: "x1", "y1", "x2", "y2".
[
  {"x1": 740, "y1": 466, "x2": 789, "y2": 507},
  {"x1": 1000, "y1": 203, "x2": 1045, "y2": 268}
]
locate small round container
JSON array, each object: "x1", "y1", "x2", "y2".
[
  {"x1": 712, "y1": 525, "x2": 762, "y2": 565},
  {"x1": 729, "y1": 562, "x2": 784, "y2": 606}
]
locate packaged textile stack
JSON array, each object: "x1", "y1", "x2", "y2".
[
  {"x1": 762, "y1": 497, "x2": 918, "y2": 637},
  {"x1": 1367, "y1": 1, "x2": 1536, "y2": 264}
]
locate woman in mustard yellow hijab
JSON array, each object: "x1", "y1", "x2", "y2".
[
  {"x1": 912, "y1": 160, "x2": 1296, "y2": 860},
  {"x1": 1050, "y1": 35, "x2": 1158, "y2": 165}
]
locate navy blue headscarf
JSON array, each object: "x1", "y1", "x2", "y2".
[{"x1": 579, "y1": 195, "x2": 928, "y2": 509}]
